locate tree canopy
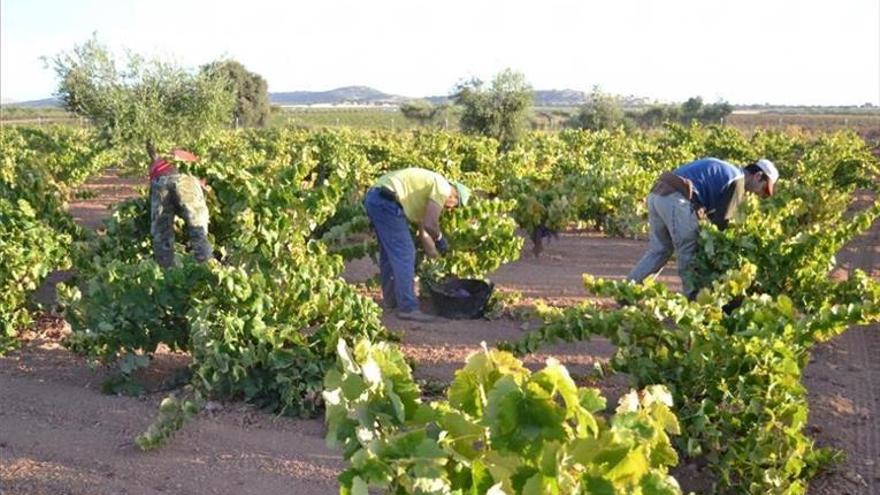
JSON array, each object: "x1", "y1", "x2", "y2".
[
  {"x1": 680, "y1": 96, "x2": 733, "y2": 124},
  {"x1": 453, "y1": 69, "x2": 533, "y2": 150},
  {"x1": 399, "y1": 99, "x2": 440, "y2": 126},
  {"x1": 50, "y1": 36, "x2": 235, "y2": 162},
  {"x1": 587, "y1": 94, "x2": 735, "y2": 129},
  {"x1": 201, "y1": 60, "x2": 270, "y2": 127},
  {"x1": 569, "y1": 86, "x2": 630, "y2": 131}
]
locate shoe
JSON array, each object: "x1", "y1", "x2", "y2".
[{"x1": 397, "y1": 310, "x2": 438, "y2": 323}]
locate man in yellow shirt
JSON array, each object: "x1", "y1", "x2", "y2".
[{"x1": 365, "y1": 167, "x2": 471, "y2": 322}]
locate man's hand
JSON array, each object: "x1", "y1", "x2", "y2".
[
  {"x1": 146, "y1": 141, "x2": 158, "y2": 162},
  {"x1": 435, "y1": 236, "x2": 449, "y2": 254},
  {"x1": 420, "y1": 201, "x2": 444, "y2": 241},
  {"x1": 419, "y1": 228, "x2": 440, "y2": 258}
]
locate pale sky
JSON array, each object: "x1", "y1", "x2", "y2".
[{"x1": 2, "y1": 0, "x2": 879, "y2": 105}]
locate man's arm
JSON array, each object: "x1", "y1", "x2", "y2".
[
  {"x1": 419, "y1": 200, "x2": 444, "y2": 258},
  {"x1": 710, "y1": 177, "x2": 745, "y2": 231},
  {"x1": 146, "y1": 141, "x2": 158, "y2": 162}
]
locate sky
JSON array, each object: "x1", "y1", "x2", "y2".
[{"x1": 2, "y1": 0, "x2": 879, "y2": 105}]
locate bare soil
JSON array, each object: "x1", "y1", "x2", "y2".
[
  {"x1": 1, "y1": 170, "x2": 877, "y2": 494},
  {"x1": 804, "y1": 195, "x2": 880, "y2": 495},
  {"x1": 67, "y1": 168, "x2": 145, "y2": 230}
]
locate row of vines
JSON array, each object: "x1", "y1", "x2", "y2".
[
  {"x1": 2, "y1": 122, "x2": 878, "y2": 493},
  {"x1": 1, "y1": 126, "x2": 114, "y2": 351}
]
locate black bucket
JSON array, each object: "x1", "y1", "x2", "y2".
[{"x1": 426, "y1": 278, "x2": 494, "y2": 319}]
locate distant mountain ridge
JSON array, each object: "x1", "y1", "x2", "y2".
[
  {"x1": 2, "y1": 87, "x2": 635, "y2": 108},
  {"x1": 423, "y1": 89, "x2": 588, "y2": 107},
  {"x1": 533, "y1": 89, "x2": 588, "y2": 106},
  {"x1": 3, "y1": 97, "x2": 63, "y2": 107},
  {"x1": 5, "y1": 87, "x2": 876, "y2": 109},
  {"x1": 271, "y1": 86, "x2": 408, "y2": 106},
  {"x1": 270, "y1": 86, "x2": 592, "y2": 107}
]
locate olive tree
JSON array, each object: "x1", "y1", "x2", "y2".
[
  {"x1": 681, "y1": 96, "x2": 732, "y2": 124},
  {"x1": 399, "y1": 99, "x2": 438, "y2": 126},
  {"x1": 453, "y1": 69, "x2": 533, "y2": 150},
  {"x1": 632, "y1": 105, "x2": 682, "y2": 128},
  {"x1": 699, "y1": 100, "x2": 733, "y2": 124},
  {"x1": 201, "y1": 60, "x2": 270, "y2": 127},
  {"x1": 569, "y1": 86, "x2": 631, "y2": 131},
  {"x1": 50, "y1": 36, "x2": 235, "y2": 163},
  {"x1": 681, "y1": 96, "x2": 704, "y2": 122}
]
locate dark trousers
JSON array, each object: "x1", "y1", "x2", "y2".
[{"x1": 364, "y1": 188, "x2": 418, "y2": 312}]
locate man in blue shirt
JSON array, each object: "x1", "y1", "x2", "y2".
[{"x1": 627, "y1": 157, "x2": 779, "y2": 298}]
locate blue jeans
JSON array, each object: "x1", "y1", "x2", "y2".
[
  {"x1": 364, "y1": 188, "x2": 419, "y2": 312},
  {"x1": 627, "y1": 192, "x2": 700, "y2": 297}
]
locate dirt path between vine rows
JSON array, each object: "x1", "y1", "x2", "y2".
[
  {"x1": 803, "y1": 192, "x2": 880, "y2": 495},
  {"x1": 1, "y1": 170, "x2": 877, "y2": 494}
]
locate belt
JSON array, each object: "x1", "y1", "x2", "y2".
[
  {"x1": 652, "y1": 173, "x2": 705, "y2": 210},
  {"x1": 371, "y1": 187, "x2": 400, "y2": 204}
]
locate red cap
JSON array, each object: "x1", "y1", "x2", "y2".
[
  {"x1": 149, "y1": 148, "x2": 197, "y2": 181},
  {"x1": 170, "y1": 149, "x2": 199, "y2": 162},
  {"x1": 149, "y1": 159, "x2": 176, "y2": 181}
]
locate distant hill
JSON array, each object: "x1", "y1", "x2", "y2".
[
  {"x1": 3, "y1": 97, "x2": 62, "y2": 108},
  {"x1": 0, "y1": 88, "x2": 668, "y2": 109},
  {"x1": 10, "y1": 88, "x2": 866, "y2": 111},
  {"x1": 271, "y1": 86, "x2": 406, "y2": 106},
  {"x1": 270, "y1": 86, "x2": 595, "y2": 107},
  {"x1": 533, "y1": 89, "x2": 587, "y2": 107},
  {"x1": 425, "y1": 89, "x2": 588, "y2": 107}
]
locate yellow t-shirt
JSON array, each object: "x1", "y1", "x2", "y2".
[{"x1": 374, "y1": 168, "x2": 453, "y2": 223}]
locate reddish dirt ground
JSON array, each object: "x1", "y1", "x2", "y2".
[{"x1": 1, "y1": 170, "x2": 877, "y2": 494}]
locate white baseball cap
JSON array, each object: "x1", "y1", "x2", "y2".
[{"x1": 754, "y1": 159, "x2": 779, "y2": 196}]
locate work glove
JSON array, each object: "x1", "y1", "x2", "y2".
[{"x1": 435, "y1": 236, "x2": 449, "y2": 254}]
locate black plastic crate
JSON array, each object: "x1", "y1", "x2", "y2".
[{"x1": 426, "y1": 278, "x2": 494, "y2": 319}]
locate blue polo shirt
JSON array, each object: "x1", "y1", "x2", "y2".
[{"x1": 674, "y1": 158, "x2": 743, "y2": 214}]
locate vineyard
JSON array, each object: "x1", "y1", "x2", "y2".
[{"x1": 1, "y1": 123, "x2": 879, "y2": 494}]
